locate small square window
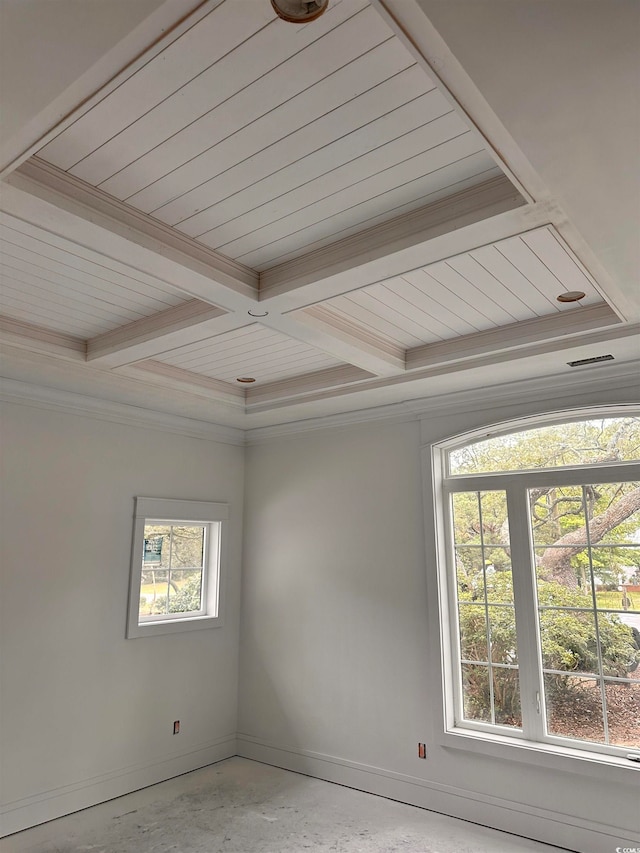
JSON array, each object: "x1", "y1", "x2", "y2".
[{"x1": 126, "y1": 498, "x2": 228, "y2": 638}]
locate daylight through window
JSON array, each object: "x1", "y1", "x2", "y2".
[
  {"x1": 127, "y1": 497, "x2": 228, "y2": 638},
  {"x1": 438, "y1": 414, "x2": 640, "y2": 759}
]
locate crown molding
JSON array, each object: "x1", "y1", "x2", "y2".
[
  {"x1": 244, "y1": 360, "x2": 640, "y2": 444},
  {"x1": 0, "y1": 378, "x2": 245, "y2": 446}
]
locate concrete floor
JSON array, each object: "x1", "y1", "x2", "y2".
[{"x1": 2, "y1": 757, "x2": 567, "y2": 853}]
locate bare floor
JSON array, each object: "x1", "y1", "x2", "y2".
[{"x1": 3, "y1": 757, "x2": 568, "y2": 853}]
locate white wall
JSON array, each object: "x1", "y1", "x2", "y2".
[
  {"x1": 0, "y1": 401, "x2": 244, "y2": 834},
  {"x1": 238, "y1": 381, "x2": 640, "y2": 853}
]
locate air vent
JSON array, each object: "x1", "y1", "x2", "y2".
[{"x1": 567, "y1": 354, "x2": 614, "y2": 367}]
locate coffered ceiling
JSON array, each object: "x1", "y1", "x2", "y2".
[{"x1": 1, "y1": 0, "x2": 638, "y2": 431}]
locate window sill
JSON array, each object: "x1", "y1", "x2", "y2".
[
  {"x1": 126, "y1": 613, "x2": 223, "y2": 639},
  {"x1": 439, "y1": 726, "x2": 640, "y2": 782}
]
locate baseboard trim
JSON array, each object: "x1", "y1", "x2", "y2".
[
  {"x1": 236, "y1": 735, "x2": 636, "y2": 853},
  {"x1": 1, "y1": 735, "x2": 237, "y2": 837}
]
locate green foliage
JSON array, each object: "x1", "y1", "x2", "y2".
[
  {"x1": 458, "y1": 577, "x2": 640, "y2": 721},
  {"x1": 450, "y1": 416, "x2": 640, "y2": 475},
  {"x1": 151, "y1": 573, "x2": 202, "y2": 615}
]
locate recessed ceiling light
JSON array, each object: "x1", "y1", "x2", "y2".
[
  {"x1": 236, "y1": 377, "x2": 256, "y2": 383},
  {"x1": 248, "y1": 309, "x2": 269, "y2": 318},
  {"x1": 557, "y1": 291, "x2": 586, "y2": 303},
  {"x1": 271, "y1": 0, "x2": 328, "y2": 23}
]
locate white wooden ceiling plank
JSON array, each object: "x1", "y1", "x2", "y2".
[
  {"x1": 253, "y1": 166, "x2": 502, "y2": 271},
  {"x1": 0, "y1": 282, "x2": 127, "y2": 334},
  {"x1": 211, "y1": 355, "x2": 338, "y2": 383},
  {"x1": 164, "y1": 339, "x2": 305, "y2": 371},
  {"x1": 0, "y1": 214, "x2": 191, "y2": 300},
  {"x1": 161, "y1": 327, "x2": 294, "y2": 365},
  {"x1": 467, "y1": 243, "x2": 561, "y2": 317},
  {"x1": 444, "y1": 253, "x2": 534, "y2": 321},
  {"x1": 91, "y1": 0, "x2": 371, "y2": 193},
  {"x1": 0, "y1": 298, "x2": 108, "y2": 338},
  {"x1": 38, "y1": 0, "x2": 276, "y2": 172},
  {"x1": 367, "y1": 282, "x2": 460, "y2": 341},
  {"x1": 401, "y1": 267, "x2": 488, "y2": 330},
  {"x1": 0, "y1": 228, "x2": 185, "y2": 306},
  {"x1": 165, "y1": 337, "x2": 319, "y2": 372},
  {"x1": 390, "y1": 276, "x2": 481, "y2": 337},
  {"x1": 163, "y1": 323, "x2": 265, "y2": 357},
  {"x1": 345, "y1": 286, "x2": 440, "y2": 344},
  {"x1": 211, "y1": 131, "x2": 481, "y2": 257},
  {"x1": 170, "y1": 74, "x2": 439, "y2": 234},
  {"x1": 102, "y1": 7, "x2": 394, "y2": 208},
  {"x1": 189, "y1": 107, "x2": 463, "y2": 245},
  {"x1": 331, "y1": 293, "x2": 424, "y2": 347},
  {"x1": 210, "y1": 352, "x2": 340, "y2": 381},
  {"x1": 0, "y1": 255, "x2": 149, "y2": 320},
  {"x1": 228, "y1": 146, "x2": 492, "y2": 268},
  {"x1": 0, "y1": 239, "x2": 182, "y2": 315},
  {"x1": 166, "y1": 350, "x2": 307, "y2": 381},
  {"x1": 155, "y1": 61, "x2": 429, "y2": 227},
  {"x1": 494, "y1": 235, "x2": 572, "y2": 311},
  {"x1": 425, "y1": 260, "x2": 518, "y2": 326},
  {"x1": 124, "y1": 41, "x2": 414, "y2": 216},
  {"x1": 0, "y1": 265, "x2": 146, "y2": 325},
  {"x1": 521, "y1": 227, "x2": 601, "y2": 304}
]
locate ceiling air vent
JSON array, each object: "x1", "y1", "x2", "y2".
[{"x1": 567, "y1": 354, "x2": 614, "y2": 367}]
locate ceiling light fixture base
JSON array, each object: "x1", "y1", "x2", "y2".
[{"x1": 271, "y1": 0, "x2": 329, "y2": 24}]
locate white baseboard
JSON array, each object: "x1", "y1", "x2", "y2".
[
  {"x1": 1, "y1": 735, "x2": 237, "y2": 837},
  {"x1": 236, "y1": 735, "x2": 636, "y2": 853}
]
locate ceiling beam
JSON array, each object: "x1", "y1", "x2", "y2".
[
  {"x1": 258, "y1": 175, "x2": 550, "y2": 311},
  {"x1": 121, "y1": 359, "x2": 245, "y2": 403},
  {"x1": 4, "y1": 158, "x2": 259, "y2": 308},
  {"x1": 245, "y1": 365, "x2": 373, "y2": 407},
  {"x1": 0, "y1": 315, "x2": 85, "y2": 361},
  {"x1": 86, "y1": 300, "x2": 251, "y2": 367},
  {"x1": 406, "y1": 303, "x2": 621, "y2": 371}
]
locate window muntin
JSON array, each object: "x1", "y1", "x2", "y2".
[
  {"x1": 127, "y1": 498, "x2": 227, "y2": 638},
  {"x1": 439, "y1": 415, "x2": 640, "y2": 761}
]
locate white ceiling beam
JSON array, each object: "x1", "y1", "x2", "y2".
[
  {"x1": 259, "y1": 176, "x2": 551, "y2": 311},
  {"x1": 4, "y1": 158, "x2": 259, "y2": 308},
  {"x1": 257, "y1": 310, "x2": 405, "y2": 377},
  {"x1": 0, "y1": 316, "x2": 85, "y2": 361},
  {"x1": 86, "y1": 300, "x2": 252, "y2": 367},
  {"x1": 121, "y1": 360, "x2": 245, "y2": 404},
  {"x1": 406, "y1": 304, "x2": 621, "y2": 371},
  {"x1": 245, "y1": 365, "x2": 373, "y2": 407},
  {"x1": 244, "y1": 318, "x2": 639, "y2": 415}
]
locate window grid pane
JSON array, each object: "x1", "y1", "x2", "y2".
[
  {"x1": 531, "y1": 481, "x2": 640, "y2": 748},
  {"x1": 140, "y1": 523, "x2": 206, "y2": 618},
  {"x1": 452, "y1": 490, "x2": 519, "y2": 728}
]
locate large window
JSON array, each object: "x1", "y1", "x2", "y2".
[
  {"x1": 126, "y1": 497, "x2": 228, "y2": 638},
  {"x1": 436, "y1": 413, "x2": 640, "y2": 760}
]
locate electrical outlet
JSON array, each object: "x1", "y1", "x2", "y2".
[
  {"x1": 173, "y1": 720, "x2": 180, "y2": 735},
  {"x1": 418, "y1": 742, "x2": 427, "y2": 759}
]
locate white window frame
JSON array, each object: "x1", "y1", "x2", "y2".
[
  {"x1": 430, "y1": 408, "x2": 640, "y2": 775},
  {"x1": 126, "y1": 497, "x2": 228, "y2": 638}
]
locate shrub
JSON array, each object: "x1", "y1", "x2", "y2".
[{"x1": 458, "y1": 574, "x2": 640, "y2": 721}]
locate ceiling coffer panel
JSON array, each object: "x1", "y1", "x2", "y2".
[
  {"x1": 0, "y1": 215, "x2": 189, "y2": 338},
  {"x1": 307, "y1": 227, "x2": 605, "y2": 350},
  {"x1": 155, "y1": 324, "x2": 345, "y2": 385},
  {"x1": 34, "y1": 0, "x2": 501, "y2": 270}
]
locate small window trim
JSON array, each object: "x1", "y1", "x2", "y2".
[{"x1": 126, "y1": 497, "x2": 228, "y2": 639}]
